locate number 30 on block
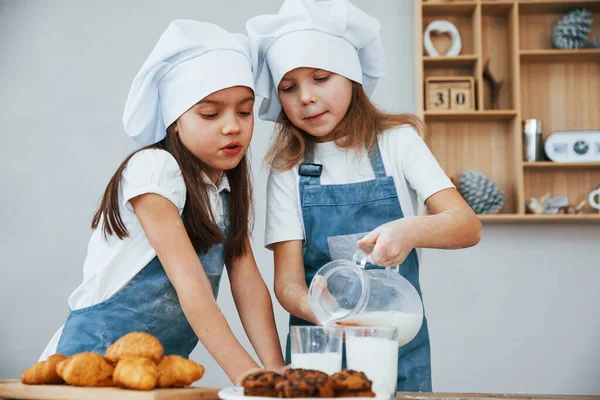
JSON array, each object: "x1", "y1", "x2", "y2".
[{"x1": 425, "y1": 76, "x2": 474, "y2": 111}]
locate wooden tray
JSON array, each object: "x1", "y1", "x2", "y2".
[{"x1": 0, "y1": 380, "x2": 220, "y2": 400}]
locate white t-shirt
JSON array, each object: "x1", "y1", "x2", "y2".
[
  {"x1": 40, "y1": 149, "x2": 230, "y2": 360},
  {"x1": 265, "y1": 125, "x2": 454, "y2": 260}
]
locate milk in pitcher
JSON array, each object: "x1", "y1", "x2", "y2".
[{"x1": 335, "y1": 310, "x2": 422, "y2": 346}]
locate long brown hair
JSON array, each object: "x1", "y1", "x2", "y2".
[
  {"x1": 91, "y1": 124, "x2": 252, "y2": 266},
  {"x1": 265, "y1": 81, "x2": 427, "y2": 171}
]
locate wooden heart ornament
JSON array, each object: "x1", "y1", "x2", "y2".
[{"x1": 424, "y1": 20, "x2": 462, "y2": 57}]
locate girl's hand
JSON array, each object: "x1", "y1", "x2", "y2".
[
  {"x1": 235, "y1": 365, "x2": 290, "y2": 386},
  {"x1": 234, "y1": 367, "x2": 263, "y2": 387},
  {"x1": 356, "y1": 217, "x2": 417, "y2": 267},
  {"x1": 268, "y1": 364, "x2": 290, "y2": 375}
]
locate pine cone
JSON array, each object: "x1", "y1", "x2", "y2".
[
  {"x1": 458, "y1": 170, "x2": 505, "y2": 215},
  {"x1": 552, "y1": 9, "x2": 593, "y2": 50}
]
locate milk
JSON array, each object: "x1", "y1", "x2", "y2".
[
  {"x1": 334, "y1": 311, "x2": 423, "y2": 347},
  {"x1": 346, "y1": 336, "x2": 398, "y2": 399},
  {"x1": 291, "y1": 352, "x2": 342, "y2": 375}
]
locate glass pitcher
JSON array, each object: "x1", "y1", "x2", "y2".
[{"x1": 307, "y1": 247, "x2": 423, "y2": 347}]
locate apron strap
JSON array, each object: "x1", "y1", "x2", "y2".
[
  {"x1": 299, "y1": 148, "x2": 322, "y2": 185},
  {"x1": 220, "y1": 190, "x2": 229, "y2": 211},
  {"x1": 219, "y1": 190, "x2": 231, "y2": 236},
  {"x1": 368, "y1": 144, "x2": 387, "y2": 179},
  {"x1": 299, "y1": 143, "x2": 386, "y2": 185}
]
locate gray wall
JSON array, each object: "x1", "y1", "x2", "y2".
[{"x1": 1, "y1": 0, "x2": 598, "y2": 395}]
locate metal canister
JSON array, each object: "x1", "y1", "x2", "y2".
[{"x1": 522, "y1": 119, "x2": 544, "y2": 162}]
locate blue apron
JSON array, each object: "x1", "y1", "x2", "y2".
[
  {"x1": 57, "y1": 192, "x2": 229, "y2": 358},
  {"x1": 286, "y1": 145, "x2": 432, "y2": 392}
]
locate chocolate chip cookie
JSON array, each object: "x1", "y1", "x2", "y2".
[
  {"x1": 275, "y1": 368, "x2": 334, "y2": 398},
  {"x1": 242, "y1": 371, "x2": 284, "y2": 397},
  {"x1": 330, "y1": 370, "x2": 373, "y2": 393}
]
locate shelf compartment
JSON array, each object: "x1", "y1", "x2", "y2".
[
  {"x1": 520, "y1": 60, "x2": 600, "y2": 138},
  {"x1": 425, "y1": 120, "x2": 519, "y2": 214},
  {"x1": 523, "y1": 162, "x2": 600, "y2": 169},
  {"x1": 482, "y1": 4, "x2": 516, "y2": 110},
  {"x1": 422, "y1": 2, "x2": 477, "y2": 17},
  {"x1": 524, "y1": 168, "x2": 600, "y2": 214},
  {"x1": 424, "y1": 110, "x2": 517, "y2": 121},
  {"x1": 520, "y1": 49, "x2": 600, "y2": 63},
  {"x1": 423, "y1": 12, "x2": 476, "y2": 56},
  {"x1": 519, "y1": 4, "x2": 600, "y2": 50}
]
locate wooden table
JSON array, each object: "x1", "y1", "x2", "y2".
[
  {"x1": 1, "y1": 380, "x2": 598, "y2": 400},
  {"x1": 394, "y1": 393, "x2": 599, "y2": 400}
]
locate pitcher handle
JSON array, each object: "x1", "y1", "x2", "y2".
[
  {"x1": 589, "y1": 187, "x2": 600, "y2": 211},
  {"x1": 352, "y1": 245, "x2": 400, "y2": 273}
]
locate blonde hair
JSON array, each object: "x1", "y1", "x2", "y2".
[{"x1": 265, "y1": 81, "x2": 426, "y2": 171}]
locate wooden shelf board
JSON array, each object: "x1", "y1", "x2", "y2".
[
  {"x1": 480, "y1": 214, "x2": 600, "y2": 223},
  {"x1": 424, "y1": 110, "x2": 518, "y2": 121},
  {"x1": 520, "y1": 49, "x2": 600, "y2": 63},
  {"x1": 523, "y1": 162, "x2": 600, "y2": 169},
  {"x1": 423, "y1": 55, "x2": 478, "y2": 68},
  {"x1": 518, "y1": 0, "x2": 600, "y2": 14},
  {"x1": 422, "y1": 2, "x2": 477, "y2": 16}
]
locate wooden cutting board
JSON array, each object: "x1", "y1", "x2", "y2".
[{"x1": 0, "y1": 380, "x2": 220, "y2": 400}]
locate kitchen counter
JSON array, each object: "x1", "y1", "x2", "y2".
[
  {"x1": 394, "y1": 393, "x2": 599, "y2": 400},
  {"x1": 1, "y1": 381, "x2": 598, "y2": 400}
]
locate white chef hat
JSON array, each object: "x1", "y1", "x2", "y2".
[
  {"x1": 246, "y1": 0, "x2": 386, "y2": 122},
  {"x1": 123, "y1": 20, "x2": 254, "y2": 147}
]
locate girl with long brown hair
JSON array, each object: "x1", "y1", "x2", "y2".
[
  {"x1": 247, "y1": 0, "x2": 481, "y2": 392},
  {"x1": 40, "y1": 20, "x2": 284, "y2": 385}
]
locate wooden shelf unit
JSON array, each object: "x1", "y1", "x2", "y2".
[{"x1": 416, "y1": 0, "x2": 600, "y2": 223}]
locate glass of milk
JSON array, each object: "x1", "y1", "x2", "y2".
[
  {"x1": 290, "y1": 326, "x2": 343, "y2": 374},
  {"x1": 345, "y1": 326, "x2": 399, "y2": 400}
]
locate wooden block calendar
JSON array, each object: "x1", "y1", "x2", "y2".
[{"x1": 425, "y1": 77, "x2": 474, "y2": 111}]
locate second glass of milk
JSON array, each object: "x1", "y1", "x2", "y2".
[
  {"x1": 290, "y1": 326, "x2": 343, "y2": 374},
  {"x1": 345, "y1": 326, "x2": 399, "y2": 399}
]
